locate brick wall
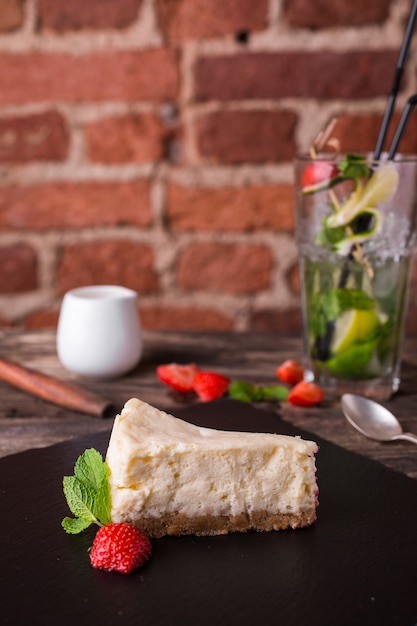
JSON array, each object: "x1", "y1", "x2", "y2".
[{"x1": 1, "y1": 0, "x2": 417, "y2": 333}]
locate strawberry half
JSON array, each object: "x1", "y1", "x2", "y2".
[
  {"x1": 276, "y1": 359, "x2": 304, "y2": 385},
  {"x1": 301, "y1": 161, "x2": 340, "y2": 194},
  {"x1": 157, "y1": 363, "x2": 200, "y2": 393},
  {"x1": 89, "y1": 522, "x2": 152, "y2": 574},
  {"x1": 287, "y1": 381, "x2": 324, "y2": 407},
  {"x1": 193, "y1": 371, "x2": 230, "y2": 402}
]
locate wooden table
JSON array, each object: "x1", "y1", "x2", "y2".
[{"x1": 1, "y1": 329, "x2": 417, "y2": 479}]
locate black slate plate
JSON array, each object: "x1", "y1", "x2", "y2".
[{"x1": 1, "y1": 399, "x2": 417, "y2": 626}]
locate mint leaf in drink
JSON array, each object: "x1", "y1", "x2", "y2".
[
  {"x1": 335, "y1": 288, "x2": 376, "y2": 312},
  {"x1": 309, "y1": 290, "x2": 340, "y2": 338},
  {"x1": 316, "y1": 220, "x2": 346, "y2": 248},
  {"x1": 62, "y1": 448, "x2": 111, "y2": 534},
  {"x1": 338, "y1": 154, "x2": 371, "y2": 180},
  {"x1": 308, "y1": 286, "x2": 377, "y2": 342},
  {"x1": 325, "y1": 338, "x2": 378, "y2": 378}
]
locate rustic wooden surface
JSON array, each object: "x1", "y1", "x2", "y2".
[{"x1": 1, "y1": 329, "x2": 417, "y2": 479}]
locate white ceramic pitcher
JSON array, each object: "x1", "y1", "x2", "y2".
[{"x1": 57, "y1": 285, "x2": 142, "y2": 379}]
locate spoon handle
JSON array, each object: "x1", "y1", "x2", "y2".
[{"x1": 396, "y1": 432, "x2": 417, "y2": 445}]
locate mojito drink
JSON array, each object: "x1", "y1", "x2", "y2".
[{"x1": 296, "y1": 154, "x2": 417, "y2": 400}]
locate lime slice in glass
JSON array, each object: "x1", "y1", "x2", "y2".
[
  {"x1": 361, "y1": 161, "x2": 399, "y2": 207},
  {"x1": 326, "y1": 162, "x2": 399, "y2": 228},
  {"x1": 331, "y1": 308, "x2": 380, "y2": 354}
]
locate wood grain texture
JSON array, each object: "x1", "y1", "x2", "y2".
[{"x1": 1, "y1": 329, "x2": 417, "y2": 479}]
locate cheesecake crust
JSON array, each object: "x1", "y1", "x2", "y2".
[{"x1": 122, "y1": 506, "x2": 318, "y2": 538}]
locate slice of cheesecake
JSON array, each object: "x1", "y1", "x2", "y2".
[{"x1": 106, "y1": 398, "x2": 319, "y2": 538}]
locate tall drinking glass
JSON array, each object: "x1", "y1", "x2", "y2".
[{"x1": 295, "y1": 153, "x2": 417, "y2": 400}]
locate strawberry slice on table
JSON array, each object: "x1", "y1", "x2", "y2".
[
  {"x1": 157, "y1": 363, "x2": 200, "y2": 392},
  {"x1": 89, "y1": 522, "x2": 152, "y2": 574},
  {"x1": 287, "y1": 381, "x2": 324, "y2": 407},
  {"x1": 193, "y1": 371, "x2": 230, "y2": 402},
  {"x1": 301, "y1": 160, "x2": 340, "y2": 194},
  {"x1": 276, "y1": 359, "x2": 304, "y2": 385}
]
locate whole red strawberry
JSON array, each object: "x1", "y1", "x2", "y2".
[
  {"x1": 193, "y1": 371, "x2": 230, "y2": 402},
  {"x1": 90, "y1": 522, "x2": 152, "y2": 574}
]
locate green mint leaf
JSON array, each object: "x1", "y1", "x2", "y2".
[
  {"x1": 257, "y1": 385, "x2": 289, "y2": 402},
  {"x1": 309, "y1": 290, "x2": 340, "y2": 338},
  {"x1": 74, "y1": 448, "x2": 107, "y2": 492},
  {"x1": 228, "y1": 380, "x2": 289, "y2": 404},
  {"x1": 63, "y1": 475, "x2": 98, "y2": 525},
  {"x1": 316, "y1": 216, "x2": 347, "y2": 248},
  {"x1": 335, "y1": 288, "x2": 376, "y2": 312},
  {"x1": 62, "y1": 448, "x2": 111, "y2": 534},
  {"x1": 62, "y1": 515, "x2": 92, "y2": 535},
  {"x1": 308, "y1": 285, "x2": 377, "y2": 340},
  {"x1": 94, "y1": 473, "x2": 112, "y2": 527},
  {"x1": 338, "y1": 154, "x2": 371, "y2": 180},
  {"x1": 228, "y1": 380, "x2": 256, "y2": 402}
]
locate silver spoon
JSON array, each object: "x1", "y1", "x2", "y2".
[{"x1": 341, "y1": 393, "x2": 417, "y2": 445}]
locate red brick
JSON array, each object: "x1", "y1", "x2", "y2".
[
  {"x1": 140, "y1": 305, "x2": 234, "y2": 330},
  {"x1": 197, "y1": 110, "x2": 297, "y2": 164},
  {"x1": 283, "y1": 0, "x2": 391, "y2": 28},
  {"x1": 0, "y1": 110, "x2": 69, "y2": 164},
  {"x1": 0, "y1": 180, "x2": 152, "y2": 230},
  {"x1": 330, "y1": 112, "x2": 417, "y2": 155},
  {"x1": 157, "y1": 0, "x2": 268, "y2": 42},
  {"x1": 195, "y1": 51, "x2": 397, "y2": 102},
  {"x1": 177, "y1": 242, "x2": 273, "y2": 293},
  {"x1": 251, "y1": 307, "x2": 302, "y2": 332},
  {"x1": 24, "y1": 309, "x2": 60, "y2": 329},
  {"x1": 39, "y1": 0, "x2": 143, "y2": 31},
  {"x1": 167, "y1": 183, "x2": 294, "y2": 231},
  {"x1": 57, "y1": 240, "x2": 159, "y2": 295},
  {"x1": 0, "y1": 244, "x2": 38, "y2": 293},
  {"x1": 85, "y1": 113, "x2": 169, "y2": 164},
  {"x1": 0, "y1": 49, "x2": 179, "y2": 105},
  {"x1": 0, "y1": 0, "x2": 24, "y2": 32}
]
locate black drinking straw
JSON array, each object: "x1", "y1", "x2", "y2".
[
  {"x1": 387, "y1": 93, "x2": 417, "y2": 159},
  {"x1": 374, "y1": 0, "x2": 417, "y2": 159}
]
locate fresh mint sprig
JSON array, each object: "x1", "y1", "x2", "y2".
[
  {"x1": 228, "y1": 380, "x2": 289, "y2": 403},
  {"x1": 62, "y1": 448, "x2": 111, "y2": 535}
]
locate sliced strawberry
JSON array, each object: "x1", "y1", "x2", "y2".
[
  {"x1": 157, "y1": 363, "x2": 200, "y2": 393},
  {"x1": 193, "y1": 371, "x2": 230, "y2": 402},
  {"x1": 301, "y1": 161, "x2": 339, "y2": 193},
  {"x1": 276, "y1": 359, "x2": 304, "y2": 385},
  {"x1": 287, "y1": 381, "x2": 324, "y2": 407},
  {"x1": 89, "y1": 522, "x2": 152, "y2": 574}
]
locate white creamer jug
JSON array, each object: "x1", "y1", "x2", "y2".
[{"x1": 57, "y1": 285, "x2": 142, "y2": 378}]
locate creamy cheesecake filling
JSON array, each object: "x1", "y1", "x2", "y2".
[{"x1": 106, "y1": 398, "x2": 318, "y2": 537}]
